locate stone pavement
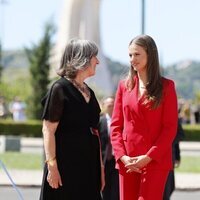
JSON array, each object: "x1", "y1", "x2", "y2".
[
  {"x1": 0, "y1": 140, "x2": 200, "y2": 190},
  {"x1": 175, "y1": 173, "x2": 200, "y2": 190},
  {"x1": 0, "y1": 169, "x2": 43, "y2": 186},
  {"x1": 0, "y1": 169, "x2": 200, "y2": 190}
]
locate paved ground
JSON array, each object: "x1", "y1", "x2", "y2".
[
  {"x1": 0, "y1": 186, "x2": 40, "y2": 200},
  {"x1": 0, "y1": 186, "x2": 200, "y2": 200},
  {"x1": 171, "y1": 190, "x2": 200, "y2": 200}
]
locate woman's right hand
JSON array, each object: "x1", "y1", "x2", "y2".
[
  {"x1": 120, "y1": 155, "x2": 142, "y2": 173},
  {"x1": 47, "y1": 161, "x2": 62, "y2": 189},
  {"x1": 120, "y1": 155, "x2": 132, "y2": 166}
]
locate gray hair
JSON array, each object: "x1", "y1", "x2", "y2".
[{"x1": 57, "y1": 38, "x2": 98, "y2": 79}]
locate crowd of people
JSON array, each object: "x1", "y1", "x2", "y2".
[
  {"x1": 179, "y1": 99, "x2": 200, "y2": 124},
  {"x1": 38, "y1": 35, "x2": 187, "y2": 200}
]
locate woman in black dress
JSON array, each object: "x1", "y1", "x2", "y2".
[{"x1": 39, "y1": 38, "x2": 105, "y2": 200}]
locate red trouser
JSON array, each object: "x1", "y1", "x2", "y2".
[{"x1": 119, "y1": 169, "x2": 169, "y2": 200}]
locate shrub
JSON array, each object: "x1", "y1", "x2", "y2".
[
  {"x1": 0, "y1": 121, "x2": 200, "y2": 141},
  {"x1": 182, "y1": 124, "x2": 200, "y2": 141},
  {"x1": 0, "y1": 120, "x2": 42, "y2": 137}
]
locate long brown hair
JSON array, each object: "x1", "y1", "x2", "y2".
[{"x1": 125, "y1": 35, "x2": 163, "y2": 108}]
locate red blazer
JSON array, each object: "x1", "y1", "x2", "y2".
[{"x1": 110, "y1": 76, "x2": 178, "y2": 172}]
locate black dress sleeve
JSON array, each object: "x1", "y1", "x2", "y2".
[{"x1": 41, "y1": 82, "x2": 64, "y2": 122}]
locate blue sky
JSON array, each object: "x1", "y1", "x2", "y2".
[{"x1": 1, "y1": 0, "x2": 200, "y2": 67}]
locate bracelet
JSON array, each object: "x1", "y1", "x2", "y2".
[{"x1": 45, "y1": 156, "x2": 56, "y2": 164}]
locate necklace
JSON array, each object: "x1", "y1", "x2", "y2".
[
  {"x1": 68, "y1": 78, "x2": 91, "y2": 98},
  {"x1": 140, "y1": 85, "x2": 146, "y2": 89},
  {"x1": 139, "y1": 81, "x2": 148, "y2": 89},
  {"x1": 139, "y1": 83, "x2": 146, "y2": 89}
]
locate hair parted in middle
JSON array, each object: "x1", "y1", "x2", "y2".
[
  {"x1": 126, "y1": 34, "x2": 163, "y2": 108},
  {"x1": 57, "y1": 38, "x2": 98, "y2": 79}
]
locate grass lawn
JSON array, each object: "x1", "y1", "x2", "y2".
[
  {"x1": 0, "y1": 152, "x2": 43, "y2": 170},
  {"x1": 0, "y1": 152, "x2": 200, "y2": 173},
  {"x1": 175, "y1": 156, "x2": 200, "y2": 173}
]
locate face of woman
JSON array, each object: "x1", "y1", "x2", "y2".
[
  {"x1": 86, "y1": 56, "x2": 100, "y2": 77},
  {"x1": 128, "y1": 43, "x2": 148, "y2": 73}
]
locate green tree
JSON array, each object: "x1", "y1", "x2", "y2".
[{"x1": 25, "y1": 22, "x2": 55, "y2": 119}]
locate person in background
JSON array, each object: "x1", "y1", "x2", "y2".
[
  {"x1": 10, "y1": 96, "x2": 26, "y2": 121},
  {"x1": 163, "y1": 118, "x2": 185, "y2": 200},
  {"x1": 110, "y1": 35, "x2": 178, "y2": 200},
  {"x1": 0, "y1": 96, "x2": 9, "y2": 119},
  {"x1": 39, "y1": 38, "x2": 105, "y2": 200},
  {"x1": 98, "y1": 96, "x2": 119, "y2": 200}
]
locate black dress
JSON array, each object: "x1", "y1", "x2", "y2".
[{"x1": 39, "y1": 77, "x2": 102, "y2": 200}]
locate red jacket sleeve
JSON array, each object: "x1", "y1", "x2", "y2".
[{"x1": 110, "y1": 81, "x2": 127, "y2": 161}]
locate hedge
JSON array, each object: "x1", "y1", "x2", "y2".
[
  {"x1": 0, "y1": 120, "x2": 200, "y2": 141},
  {"x1": 0, "y1": 120, "x2": 42, "y2": 138},
  {"x1": 182, "y1": 124, "x2": 200, "y2": 141}
]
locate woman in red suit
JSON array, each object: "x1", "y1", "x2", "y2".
[{"x1": 110, "y1": 35, "x2": 178, "y2": 200}]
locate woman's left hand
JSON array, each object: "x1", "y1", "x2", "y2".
[
  {"x1": 100, "y1": 165, "x2": 105, "y2": 191},
  {"x1": 125, "y1": 155, "x2": 152, "y2": 173}
]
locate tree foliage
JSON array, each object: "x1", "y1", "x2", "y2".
[
  {"x1": 163, "y1": 61, "x2": 200, "y2": 99},
  {"x1": 0, "y1": 75, "x2": 31, "y2": 102},
  {"x1": 25, "y1": 22, "x2": 55, "y2": 119}
]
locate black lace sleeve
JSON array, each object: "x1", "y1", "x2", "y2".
[{"x1": 41, "y1": 82, "x2": 64, "y2": 122}]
